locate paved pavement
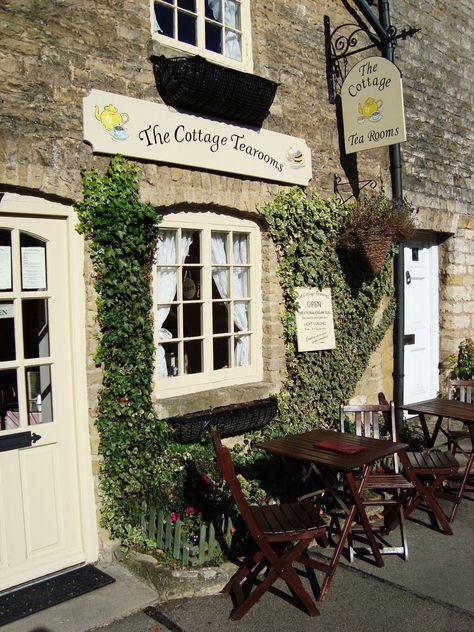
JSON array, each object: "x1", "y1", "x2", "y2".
[{"x1": 6, "y1": 495, "x2": 473, "y2": 632}]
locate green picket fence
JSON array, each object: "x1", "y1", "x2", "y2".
[{"x1": 141, "y1": 504, "x2": 234, "y2": 567}]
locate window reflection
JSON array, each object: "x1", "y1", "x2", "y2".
[
  {"x1": 0, "y1": 369, "x2": 18, "y2": 431},
  {"x1": 22, "y1": 299, "x2": 50, "y2": 359},
  {"x1": 26, "y1": 365, "x2": 53, "y2": 424},
  {"x1": 0, "y1": 301, "x2": 15, "y2": 361}
]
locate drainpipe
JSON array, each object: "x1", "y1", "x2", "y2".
[{"x1": 378, "y1": 0, "x2": 405, "y2": 426}]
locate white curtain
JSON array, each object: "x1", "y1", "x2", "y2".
[
  {"x1": 211, "y1": 232, "x2": 249, "y2": 367},
  {"x1": 156, "y1": 231, "x2": 193, "y2": 378},
  {"x1": 207, "y1": 0, "x2": 242, "y2": 61},
  {"x1": 232, "y1": 234, "x2": 249, "y2": 366}
]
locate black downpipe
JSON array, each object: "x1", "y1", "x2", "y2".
[{"x1": 378, "y1": 0, "x2": 405, "y2": 427}]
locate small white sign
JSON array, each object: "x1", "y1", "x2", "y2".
[
  {"x1": 341, "y1": 56, "x2": 406, "y2": 154},
  {"x1": 21, "y1": 247, "x2": 46, "y2": 290},
  {"x1": 0, "y1": 246, "x2": 12, "y2": 290},
  {"x1": 83, "y1": 89, "x2": 312, "y2": 185},
  {"x1": 0, "y1": 303, "x2": 14, "y2": 319},
  {"x1": 295, "y1": 287, "x2": 336, "y2": 352}
]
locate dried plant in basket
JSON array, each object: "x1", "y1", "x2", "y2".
[{"x1": 340, "y1": 188, "x2": 417, "y2": 274}]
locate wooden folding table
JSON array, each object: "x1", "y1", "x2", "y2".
[
  {"x1": 255, "y1": 428, "x2": 409, "y2": 600},
  {"x1": 400, "y1": 398, "x2": 474, "y2": 522}
]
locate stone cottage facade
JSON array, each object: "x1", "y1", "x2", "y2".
[{"x1": 0, "y1": 0, "x2": 472, "y2": 587}]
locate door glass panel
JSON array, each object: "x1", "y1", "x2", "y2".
[
  {"x1": 22, "y1": 299, "x2": 50, "y2": 358},
  {"x1": 0, "y1": 301, "x2": 16, "y2": 361},
  {"x1": 0, "y1": 229, "x2": 13, "y2": 291},
  {"x1": 0, "y1": 369, "x2": 19, "y2": 430},
  {"x1": 213, "y1": 300, "x2": 230, "y2": 333},
  {"x1": 25, "y1": 365, "x2": 53, "y2": 424},
  {"x1": 20, "y1": 233, "x2": 47, "y2": 291}
]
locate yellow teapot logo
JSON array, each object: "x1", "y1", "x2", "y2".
[
  {"x1": 358, "y1": 97, "x2": 383, "y2": 121},
  {"x1": 95, "y1": 104, "x2": 129, "y2": 131}
]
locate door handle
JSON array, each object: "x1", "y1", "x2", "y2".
[
  {"x1": 406, "y1": 270, "x2": 412, "y2": 285},
  {"x1": 0, "y1": 430, "x2": 42, "y2": 452},
  {"x1": 404, "y1": 334, "x2": 415, "y2": 345}
]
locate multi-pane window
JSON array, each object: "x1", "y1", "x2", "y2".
[
  {"x1": 154, "y1": 213, "x2": 261, "y2": 396},
  {"x1": 152, "y1": 0, "x2": 252, "y2": 70}
]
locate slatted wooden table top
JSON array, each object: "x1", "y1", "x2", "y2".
[
  {"x1": 400, "y1": 398, "x2": 474, "y2": 424},
  {"x1": 255, "y1": 428, "x2": 408, "y2": 473}
]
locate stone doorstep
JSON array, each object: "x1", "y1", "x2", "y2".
[{"x1": 114, "y1": 547, "x2": 236, "y2": 602}]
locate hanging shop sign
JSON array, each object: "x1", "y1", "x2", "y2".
[
  {"x1": 295, "y1": 287, "x2": 336, "y2": 352},
  {"x1": 341, "y1": 56, "x2": 406, "y2": 154},
  {"x1": 83, "y1": 90, "x2": 312, "y2": 185}
]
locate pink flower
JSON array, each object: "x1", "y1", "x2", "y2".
[
  {"x1": 201, "y1": 474, "x2": 210, "y2": 483},
  {"x1": 184, "y1": 506, "x2": 195, "y2": 515},
  {"x1": 171, "y1": 512, "x2": 179, "y2": 523}
]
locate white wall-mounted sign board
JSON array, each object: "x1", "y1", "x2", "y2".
[
  {"x1": 295, "y1": 287, "x2": 336, "y2": 352},
  {"x1": 341, "y1": 56, "x2": 406, "y2": 154},
  {"x1": 83, "y1": 90, "x2": 312, "y2": 185}
]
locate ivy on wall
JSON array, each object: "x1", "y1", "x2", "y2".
[
  {"x1": 258, "y1": 186, "x2": 396, "y2": 435},
  {"x1": 74, "y1": 155, "x2": 174, "y2": 543},
  {"x1": 74, "y1": 156, "x2": 397, "y2": 546}
]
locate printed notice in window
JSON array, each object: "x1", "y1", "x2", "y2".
[
  {"x1": 21, "y1": 247, "x2": 46, "y2": 290},
  {"x1": 295, "y1": 287, "x2": 336, "y2": 352},
  {"x1": 0, "y1": 246, "x2": 12, "y2": 290}
]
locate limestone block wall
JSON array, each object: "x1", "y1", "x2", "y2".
[{"x1": 1, "y1": 0, "x2": 473, "y2": 412}]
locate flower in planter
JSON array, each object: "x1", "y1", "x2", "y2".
[{"x1": 340, "y1": 187, "x2": 418, "y2": 275}]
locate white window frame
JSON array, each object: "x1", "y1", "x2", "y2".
[
  {"x1": 150, "y1": 0, "x2": 253, "y2": 72},
  {"x1": 153, "y1": 211, "x2": 262, "y2": 398}
]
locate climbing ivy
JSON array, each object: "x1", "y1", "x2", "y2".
[
  {"x1": 73, "y1": 158, "x2": 397, "y2": 547},
  {"x1": 258, "y1": 187, "x2": 396, "y2": 435},
  {"x1": 74, "y1": 155, "x2": 175, "y2": 543}
]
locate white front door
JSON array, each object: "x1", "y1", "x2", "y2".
[
  {"x1": 0, "y1": 215, "x2": 86, "y2": 590},
  {"x1": 403, "y1": 235, "x2": 439, "y2": 404}
]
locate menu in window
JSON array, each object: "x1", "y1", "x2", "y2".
[
  {"x1": 295, "y1": 287, "x2": 336, "y2": 352},
  {"x1": 0, "y1": 246, "x2": 12, "y2": 290},
  {"x1": 21, "y1": 247, "x2": 46, "y2": 290}
]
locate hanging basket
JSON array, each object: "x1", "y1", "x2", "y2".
[{"x1": 356, "y1": 229, "x2": 394, "y2": 275}]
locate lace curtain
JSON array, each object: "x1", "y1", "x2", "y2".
[
  {"x1": 154, "y1": 1, "x2": 242, "y2": 62},
  {"x1": 211, "y1": 232, "x2": 249, "y2": 367},
  {"x1": 155, "y1": 231, "x2": 193, "y2": 378}
]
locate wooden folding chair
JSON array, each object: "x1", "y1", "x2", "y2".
[
  {"x1": 339, "y1": 402, "x2": 414, "y2": 561},
  {"x1": 445, "y1": 378, "x2": 474, "y2": 456},
  {"x1": 212, "y1": 431, "x2": 330, "y2": 620},
  {"x1": 378, "y1": 393, "x2": 459, "y2": 534}
]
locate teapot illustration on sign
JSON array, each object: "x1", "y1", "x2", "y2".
[
  {"x1": 95, "y1": 104, "x2": 129, "y2": 131},
  {"x1": 358, "y1": 97, "x2": 383, "y2": 120}
]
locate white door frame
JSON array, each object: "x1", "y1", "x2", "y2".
[
  {"x1": 403, "y1": 232, "x2": 440, "y2": 404},
  {"x1": 0, "y1": 192, "x2": 98, "y2": 581}
]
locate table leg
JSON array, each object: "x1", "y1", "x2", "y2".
[
  {"x1": 447, "y1": 425, "x2": 474, "y2": 522},
  {"x1": 344, "y1": 470, "x2": 384, "y2": 567},
  {"x1": 399, "y1": 451, "x2": 454, "y2": 535},
  {"x1": 316, "y1": 465, "x2": 383, "y2": 601},
  {"x1": 417, "y1": 412, "x2": 443, "y2": 448}
]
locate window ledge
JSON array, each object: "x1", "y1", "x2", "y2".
[
  {"x1": 149, "y1": 55, "x2": 278, "y2": 126},
  {"x1": 155, "y1": 381, "x2": 276, "y2": 421}
]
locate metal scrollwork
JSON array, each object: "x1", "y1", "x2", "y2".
[{"x1": 333, "y1": 175, "x2": 378, "y2": 204}]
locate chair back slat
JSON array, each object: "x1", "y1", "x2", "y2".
[
  {"x1": 212, "y1": 431, "x2": 263, "y2": 540},
  {"x1": 448, "y1": 378, "x2": 474, "y2": 402},
  {"x1": 340, "y1": 401, "x2": 399, "y2": 472}
]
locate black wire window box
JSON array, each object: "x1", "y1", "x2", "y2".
[
  {"x1": 167, "y1": 396, "x2": 278, "y2": 444},
  {"x1": 150, "y1": 55, "x2": 278, "y2": 126}
]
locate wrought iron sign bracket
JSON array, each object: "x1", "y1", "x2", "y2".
[
  {"x1": 325, "y1": 14, "x2": 420, "y2": 104},
  {"x1": 333, "y1": 174, "x2": 377, "y2": 204}
]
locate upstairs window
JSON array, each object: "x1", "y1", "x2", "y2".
[
  {"x1": 153, "y1": 212, "x2": 262, "y2": 397},
  {"x1": 152, "y1": 1, "x2": 253, "y2": 70}
]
